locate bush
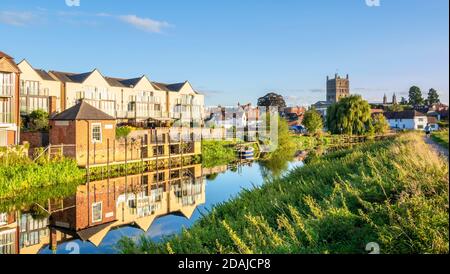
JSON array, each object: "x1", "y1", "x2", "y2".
[{"x1": 24, "y1": 110, "x2": 49, "y2": 132}]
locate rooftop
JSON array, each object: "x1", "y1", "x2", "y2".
[{"x1": 50, "y1": 100, "x2": 116, "y2": 121}]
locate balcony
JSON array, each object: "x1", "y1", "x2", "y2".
[{"x1": 0, "y1": 113, "x2": 13, "y2": 124}]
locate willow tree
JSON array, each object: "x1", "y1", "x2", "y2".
[{"x1": 326, "y1": 95, "x2": 372, "y2": 135}]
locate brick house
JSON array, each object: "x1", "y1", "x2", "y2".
[{"x1": 49, "y1": 100, "x2": 116, "y2": 165}]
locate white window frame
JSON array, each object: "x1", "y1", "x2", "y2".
[
  {"x1": 91, "y1": 123, "x2": 102, "y2": 144},
  {"x1": 0, "y1": 212, "x2": 8, "y2": 225},
  {"x1": 92, "y1": 202, "x2": 103, "y2": 223}
]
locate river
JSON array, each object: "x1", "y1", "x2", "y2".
[{"x1": 0, "y1": 159, "x2": 302, "y2": 254}]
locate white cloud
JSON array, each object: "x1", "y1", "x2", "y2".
[
  {"x1": 118, "y1": 14, "x2": 171, "y2": 33},
  {"x1": 0, "y1": 11, "x2": 35, "y2": 26}
]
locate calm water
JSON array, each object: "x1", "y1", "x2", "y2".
[{"x1": 0, "y1": 161, "x2": 302, "y2": 254}]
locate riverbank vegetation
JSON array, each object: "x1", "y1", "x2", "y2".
[
  {"x1": 119, "y1": 133, "x2": 448, "y2": 254},
  {"x1": 0, "y1": 154, "x2": 85, "y2": 204}
]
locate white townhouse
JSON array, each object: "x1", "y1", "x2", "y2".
[{"x1": 383, "y1": 110, "x2": 428, "y2": 130}]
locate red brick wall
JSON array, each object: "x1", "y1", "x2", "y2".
[
  {"x1": 49, "y1": 120, "x2": 76, "y2": 145},
  {"x1": 20, "y1": 131, "x2": 48, "y2": 149}
]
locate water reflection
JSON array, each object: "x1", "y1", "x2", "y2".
[{"x1": 1, "y1": 159, "x2": 303, "y2": 254}]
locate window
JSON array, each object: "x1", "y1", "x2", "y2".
[
  {"x1": 418, "y1": 118, "x2": 424, "y2": 122},
  {"x1": 91, "y1": 123, "x2": 102, "y2": 143},
  {"x1": 0, "y1": 229, "x2": 16, "y2": 254},
  {"x1": 0, "y1": 213, "x2": 7, "y2": 225},
  {"x1": 92, "y1": 202, "x2": 102, "y2": 223},
  {"x1": 418, "y1": 125, "x2": 424, "y2": 129}
]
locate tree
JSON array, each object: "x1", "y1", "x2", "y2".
[
  {"x1": 302, "y1": 108, "x2": 323, "y2": 135},
  {"x1": 371, "y1": 113, "x2": 390, "y2": 134},
  {"x1": 400, "y1": 97, "x2": 408, "y2": 105},
  {"x1": 408, "y1": 86, "x2": 424, "y2": 106},
  {"x1": 326, "y1": 95, "x2": 372, "y2": 135},
  {"x1": 427, "y1": 88, "x2": 440, "y2": 105},
  {"x1": 386, "y1": 104, "x2": 404, "y2": 112},
  {"x1": 27, "y1": 110, "x2": 49, "y2": 131},
  {"x1": 257, "y1": 92, "x2": 286, "y2": 110}
]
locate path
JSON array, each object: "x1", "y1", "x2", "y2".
[{"x1": 424, "y1": 136, "x2": 449, "y2": 160}]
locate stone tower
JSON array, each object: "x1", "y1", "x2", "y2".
[
  {"x1": 326, "y1": 74, "x2": 350, "y2": 103},
  {"x1": 383, "y1": 94, "x2": 388, "y2": 105},
  {"x1": 392, "y1": 93, "x2": 397, "y2": 105}
]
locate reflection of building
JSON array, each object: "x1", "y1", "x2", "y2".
[
  {"x1": 0, "y1": 212, "x2": 18, "y2": 254},
  {"x1": 0, "y1": 164, "x2": 205, "y2": 254},
  {"x1": 48, "y1": 164, "x2": 205, "y2": 248},
  {"x1": 0, "y1": 51, "x2": 21, "y2": 146}
]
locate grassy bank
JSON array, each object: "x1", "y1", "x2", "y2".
[
  {"x1": 119, "y1": 133, "x2": 448, "y2": 254},
  {"x1": 431, "y1": 130, "x2": 449, "y2": 149},
  {"x1": 0, "y1": 157, "x2": 85, "y2": 203}
]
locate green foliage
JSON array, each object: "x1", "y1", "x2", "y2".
[
  {"x1": 0, "y1": 158, "x2": 85, "y2": 202},
  {"x1": 119, "y1": 133, "x2": 448, "y2": 254},
  {"x1": 202, "y1": 140, "x2": 237, "y2": 168},
  {"x1": 24, "y1": 110, "x2": 49, "y2": 132},
  {"x1": 409, "y1": 86, "x2": 424, "y2": 106},
  {"x1": 326, "y1": 95, "x2": 372, "y2": 135},
  {"x1": 303, "y1": 108, "x2": 323, "y2": 135},
  {"x1": 431, "y1": 130, "x2": 449, "y2": 149},
  {"x1": 427, "y1": 88, "x2": 440, "y2": 105},
  {"x1": 386, "y1": 104, "x2": 404, "y2": 112},
  {"x1": 116, "y1": 126, "x2": 134, "y2": 139},
  {"x1": 257, "y1": 92, "x2": 287, "y2": 109},
  {"x1": 371, "y1": 114, "x2": 390, "y2": 134}
]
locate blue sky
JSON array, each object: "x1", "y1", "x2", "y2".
[{"x1": 1, "y1": 0, "x2": 448, "y2": 106}]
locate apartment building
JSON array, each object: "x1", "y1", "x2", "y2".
[
  {"x1": 0, "y1": 51, "x2": 20, "y2": 146},
  {"x1": 47, "y1": 68, "x2": 204, "y2": 125},
  {"x1": 49, "y1": 69, "x2": 117, "y2": 117},
  {"x1": 17, "y1": 60, "x2": 61, "y2": 115},
  {"x1": 153, "y1": 81, "x2": 204, "y2": 125},
  {"x1": 104, "y1": 75, "x2": 168, "y2": 122}
]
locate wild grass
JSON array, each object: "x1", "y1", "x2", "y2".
[
  {"x1": 431, "y1": 129, "x2": 449, "y2": 149},
  {"x1": 118, "y1": 133, "x2": 448, "y2": 254}
]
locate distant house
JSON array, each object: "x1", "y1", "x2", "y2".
[
  {"x1": 427, "y1": 116, "x2": 440, "y2": 131},
  {"x1": 282, "y1": 106, "x2": 306, "y2": 126},
  {"x1": 311, "y1": 101, "x2": 332, "y2": 118},
  {"x1": 383, "y1": 110, "x2": 428, "y2": 130},
  {"x1": 206, "y1": 110, "x2": 247, "y2": 129}
]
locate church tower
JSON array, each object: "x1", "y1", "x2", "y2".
[{"x1": 326, "y1": 74, "x2": 350, "y2": 103}]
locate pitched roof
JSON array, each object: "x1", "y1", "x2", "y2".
[
  {"x1": 0, "y1": 51, "x2": 13, "y2": 59},
  {"x1": 383, "y1": 110, "x2": 426, "y2": 120},
  {"x1": 0, "y1": 51, "x2": 21, "y2": 72},
  {"x1": 151, "y1": 82, "x2": 171, "y2": 91},
  {"x1": 35, "y1": 69, "x2": 57, "y2": 81},
  {"x1": 119, "y1": 77, "x2": 142, "y2": 88},
  {"x1": 105, "y1": 76, "x2": 126, "y2": 87},
  {"x1": 49, "y1": 70, "x2": 94, "y2": 83},
  {"x1": 49, "y1": 71, "x2": 80, "y2": 82},
  {"x1": 50, "y1": 100, "x2": 115, "y2": 120},
  {"x1": 166, "y1": 82, "x2": 185, "y2": 91},
  {"x1": 427, "y1": 116, "x2": 438, "y2": 124},
  {"x1": 152, "y1": 81, "x2": 199, "y2": 94}
]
